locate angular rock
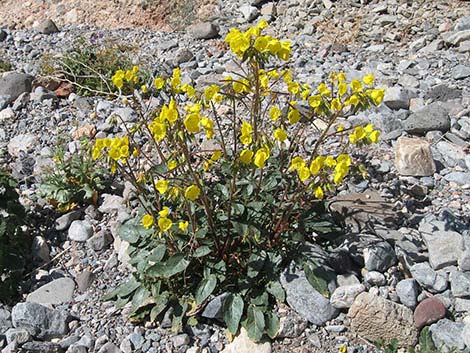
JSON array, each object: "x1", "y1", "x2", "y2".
[
  {"x1": 383, "y1": 86, "x2": 412, "y2": 110},
  {"x1": 363, "y1": 241, "x2": 396, "y2": 272},
  {"x1": 7, "y1": 133, "x2": 37, "y2": 157},
  {"x1": 187, "y1": 22, "x2": 219, "y2": 40},
  {"x1": 26, "y1": 277, "x2": 75, "y2": 305},
  {"x1": 5, "y1": 327, "x2": 31, "y2": 344},
  {"x1": 0, "y1": 73, "x2": 33, "y2": 104},
  {"x1": 450, "y1": 271, "x2": 470, "y2": 298},
  {"x1": 239, "y1": 5, "x2": 259, "y2": 21},
  {"x1": 410, "y1": 262, "x2": 447, "y2": 293},
  {"x1": 0, "y1": 308, "x2": 12, "y2": 333},
  {"x1": 348, "y1": 292, "x2": 418, "y2": 347},
  {"x1": 330, "y1": 284, "x2": 366, "y2": 309},
  {"x1": 435, "y1": 141, "x2": 470, "y2": 169},
  {"x1": 277, "y1": 310, "x2": 308, "y2": 338},
  {"x1": 429, "y1": 319, "x2": 465, "y2": 352},
  {"x1": 32, "y1": 236, "x2": 50, "y2": 263},
  {"x1": 452, "y1": 64, "x2": 470, "y2": 80},
  {"x1": 422, "y1": 230, "x2": 461, "y2": 270},
  {"x1": 86, "y1": 230, "x2": 112, "y2": 251},
  {"x1": 20, "y1": 341, "x2": 63, "y2": 353},
  {"x1": 98, "y1": 342, "x2": 121, "y2": 353},
  {"x1": 201, "y1": 292, "x2": 229, "y2": 320},
  {"x1": 76, "y1": 270, "x2": 95, "y2": 293},
  {"x1": 413, "y1": 297, "x2": 447, "y2": 329},
  {"x1": 455, "y1": 16, "x2": 470, "y2": 31},
  {"x1": 394, "y1": 137, "x2": 436, "y2": 176},
  {"x1": 221, "y1": 327, "x2": 271, "y2": 353},
  {"x1": 445, "y1": 30, "x2": 470, "y2": 46},
  {"x1": 280, "y1": 264, "x2": 338, "y2": 325},
  {"x1": 364, "y1": 271, "x2": 386, "y2": 286},
  {"x1": 11, "y1": 302, "x2": 70, "y2": 339},
  {"x1": 444, "y1": 172, "x2": 470, "y2": 186},
  {"x1": 396, "y1": 279, "x2": 419, "y2": 308},
  {"x1": 55, "y1": 210, "x2": 82, "y2": 231},
  {"x1": 404, "y1": 103, "x2": 450, "y2": 135},
  {"x1": 68, "y1": 220, "x2": 93, "y2": 242},
  {"x1": 98, "y1": 194, "x2": 125, "y2": 214},
  {"x1": 34, "y1": 19, "x2": 59, "y2": 34}
]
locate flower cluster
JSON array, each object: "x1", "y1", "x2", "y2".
[
  {"x1": 111, "y1": 66, "x2": 140, "y2": 90},
  {"x1": 224, "y1": 19, "x2": 291, "y2": 61},
  {"x1": 349, "y1": 123, "x2": 380, "y2": 145}
]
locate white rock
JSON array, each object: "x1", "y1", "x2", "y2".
[
  {"x1": 330, "y1": 284, "x2": 366, "y2": 309},
  {"x1": 68, "y1": 220, "x2": 93, "y2": 242},
  {"x1": 221, "y1": 327, "x2": 271, "y2": 353}
]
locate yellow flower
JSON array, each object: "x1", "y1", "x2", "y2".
[
  {"x1": 277, "y1": 41, "x2": 291, "y2": 61},
  {"x1": 350, "y1": 79, "x2": 363, "y2": 92},
  {"x1": 241, "y1": 121, "x2": 253, "y2": 135},
  {"x1": 125, "y1": 70, "x2": 133, "y2": 82},
  {"x1": 368, "y1": 89, "x2": 385, "y2": 105},
  {"x1": 240, "y1": 134, "x2": 253, "y2": 146},
  {"x1": 211, "y1": 151, "x2": 222, "y2": 161},
  {"x1": 270, "y1": 106, "x2": 281, "y2": 121},
  {"x1": 288, "y1": 82, "x2": 300, "y2": 95},
  {"x1": 154, "y1": 77, "x2": 165, "y2": 89},
  {"x1": 314, "y1": 186, "x2": 324, "y2": 199},
  {"x1": 334, "y1": 162, "x2": 349, "y2": 184},
  {"x1": 185, "y1": 185, "x2": 201, "y2": 201},
  {"x1": 325, "y1": 156, "x2": 337, "y2": 167},
  {"x1": 308, "y1": 95, "x2": 322, "y2": 108},
  {"x1": 254, "y1": 146, "x2": 270, "y2": 169},
  {"x1": 309, "y1": 156, "x2": 324, "y2": 175},
  {"x1": 273, "y1": 128, "x2": 287, "y2": 142},
  {"x1": 290, "y1": 156, "x2": 306, "y2": 171},
  {"x1": 317, "y1": 83, "x2": 331, "y2": 97},
  {"x1": 337, "y1": 72, "x2": 346, "y2": 82},
  {"x1": 288, "y1": 109, "x2": 300, "y2": 124},
  {"x1": 142, "y1": 214, "x2": 154, "y2": 229},
  {"x1": 348, "y1": 94, "x2": 359, "y2": 106},
  {"x1": 336, "y1": 154, "x2": 351, "y2": 166},
  {"x1": 155, "y1": 179, "x2": 169, "y2": 194},
  {"x1": 141, "y1": 85, "x2": 148, "y2": 93},
  {"x1": 204, "y1": 84, "x2": 220, "y2": 101},
  {"x1": 254, "y1": 36, "x2": 269, "y2": 52},
  {"x1": 179, "y1": 221, "x2": 189, "y2": 232},
  {"x1": 239, "y1": 149, "x2": 254, "y2": 164},
  {"x1": 267, "y1": 39, "x2": 281, "y2": 55},
  {"x1": 184, "y1": 113, "x2": 201, "y2": 133},
  {"x1": 112, "y1": 76, "x2": 123, "y2": 89},
  {"x1": 369, "y1": 130, "x2": 380, "y2": 143},
  {"x1": 338, "y1": 82, "x2": 348, "y2": 97},
  {"x1": 298, "y1": 166, "x2": 311, "y2": 182},
  {"x1": 158, "y1": 217, "x2": 173, "y2": 232},
  {"x1": 159, "y1": 207, "x2": 170, "y2": 218},
  {"x1": 362, "y1": 74, "x2": 374, "y2": 85},
  {"x1": 151, "y1": 121, "x2": 166, "y2": 141},
  {"x1": 349, "y1": 126, "x2": 366, "y2": 143},
  {"x1": 331, "y1": 98, "x2": 341, "y2": 111},
  {"x1": 167, "y1": 160, "x2": 178, "y2": 170},
  {"x1": 257, "y1": 18, "x2": 268, "y2": 30}
]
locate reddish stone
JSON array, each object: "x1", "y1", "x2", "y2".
[
  {"x1": 54, "y1": 82, "x2": 74, "y2": 98},
  {"x1": 413, "y1": 297, "x2": 446, "y2": 328}
]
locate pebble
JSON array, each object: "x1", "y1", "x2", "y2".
[
  {"x1": 26, "y1": 277, "x2": 76, "y2": 305},
  {"x1": 68, "y1": 220, "x2": 93, "y2": 242}
]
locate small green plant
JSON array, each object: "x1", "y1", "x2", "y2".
[
  {"x1": 376, "y1": 328, "x2": 453, "y2": 353},
  {"x1": 39, "y1": 35, "x2": 140, "y2": 96},
  {"x1": 99, "y1": 20, "x2": 384, "y2": 340},
  {"x1": 0, "y1": 170, "x2": 28, "y2": 301},
  {"x1": 0, "y1": 56, "x2": 11, "y2": 73},
  {"x1": 39, "y1": 139, "x2": 111, "y2": 211}
]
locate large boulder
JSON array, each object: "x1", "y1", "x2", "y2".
[{"x1": 0, "y1": 72, "x2": 33, "y2": 104}]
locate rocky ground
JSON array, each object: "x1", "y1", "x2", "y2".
[{"x1": 1, "y1": 0, "x2": 470, "y2": 352}]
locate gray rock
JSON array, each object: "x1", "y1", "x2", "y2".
[
  {"x1": 98, "y1": 342, "x2": 120, "y2": 353},
  {"x1": 0, "y1": 308, "x2": 12, "y2": 333},
  {"x1": 86, "y1": 230, "x2": 112, "y2": 251},
  {"x1": 21, "y1": 341, "x2": 63, "y2": 353},
  {"x1": 330, "y1": 284, "x2": 366, "y2": 309},
  {"x1": 348, "y1": 292, "x2": 418, "y2": 346},
  {"x1": 445, "y1": 30, "x2": 470, "y2": 46},
  {"x1": 426, "y1": 84, "x2": 462, "y2": 102},
  {"x1": 187, "y1": 22, "x2": 219, "y2": 40},
  {"x1": 73, "y1": 334, "x2": 94, "y2": 349},
  {"x1": 76, "y1": 270, "x2": 95, "y2": 293},
  {"x1": 59, "y1": 335, "x2": 81, "y2": 349},
  {"x1": 32, "y1": 236, "x2": 50, "y2": 263},
  {"x1": 174, "y1": 48, "x2": 194, "y2": 65},
  {"x1": 450, "y1": 271, "x2": 470, "y2": 298},
  {"x1": 277, "y1": 310, "x2": 308, "y2": 338},
  {"x1": 7, "y1": 133, "x2": 37, "y2": 157},
  {"x1": 435, "y1": 141, "x2": 470, "y2": 169},
  {"x1": 364, "y1": 271, "x2": 386, "y2": 286},
  {"x1": 429, "y1": 319, "x2": 465, "y2": 352},
  {"x1": 444, "y1": 172, "x2": 470, "y2": 186},
  {"x1": 452, "y1": 64, "x2": 470, "y2": 80},
  {"x1": 239, "y1": 5, "x2": 259, "y2": 21},
  {"x1": 383, "y1": 86, "x2": 412, "y2": 110},
  {"x1": 336, "y1": 274, "x2": 360, "y2": 287},
  {"x1": 423, "y1": 230, "x2": 461, "y2": 270},
  {"x1": 410, "y1": 262, "x2": 448, "y2": 293},
  {"x1": 396, "y1": 279, "x2": 419, "y2": 308},
  {"x1": 5, "y1": 327, "x2": 31, "y2": 344},
  {"x1": 280, "y1": 264, "x2": 338, "y2": 325},
  {"x1": 201, "y1": 292, "x2": 229, "y2": 320},
  {"x1": 458, "y1": 40, "x2": 470, "y2": 53},
  {"x1": 0, "y1": 73, "x2": 33, "y2": 104},
  {"x1": 363, "y1": 241, "x2": 396, "y2": 272},
  {"x1": 404, "y1": 103, "x2": 450, "y2": 135},
  {"x1": 26, "y1": 277, "x2": 75, "y2": 305},
  {"x1": 459, "y1": 237, "x2": 470, "y2": 271},
  {"x1": 68, "y1": 220, "x2": 93, "y2": 242},
  {"x1": 67, "y1": 346, "x2": 87, "y2": 353},
  {"x1": 455, "y1": 16, "x2": 470, "y2": 31},
  {"x1": 1, "y1": 341, "x2": 18, "y2": 353},
  {"x1": 98, "y1": 194, "x2": 125, "y2": 214},
  {"x1": 463, "y1": 323, "x2": 470, "y2": 350},
  {"x1": 55, "y1": 210, "x2": 82, "y2": 231},
  {"x1": 394, "y1": 137, "x2": 436, "y2": 176},
  {"x1": 172, "y1": 333, "x2": 190, "y2": 348},
  {"x1": 11, "y1": 302, "x2": 70, "y2": 339},
  {"x1": 35, "y1": 19, "x2": 59, "y2": 34},
  {"x1": 220, "y1": 327, "x2": 271, "y2": 353}
]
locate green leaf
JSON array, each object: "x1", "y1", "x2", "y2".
[
  {"x1": 171, "y1": 300, "x2": 188, "y2": 332},
  {"x1": 118, "y1": 219, "x2": 151, "y2": 244},
  {"x1": 147, "y1": 253, "x2": 190, "y2": 278},
  {"x1": 148, "y1": 245, "x2": 166, "y2": 262},
  {"x1": 266, "y1": 281, "x2": 285, "y2": 302},
  {"x1": 150, "y1": 292, "x2": 169, "y2": 322},
  {"x1": 193, "y1": 246, "x2": 212, "y2": 258},
  {"x1": 102, "y1": 277, "x2": 140, "y2": 301},
  {"x1": 304, "y1": 262, "x2": 334, "y2": 298},
  {"x1": 265, "y1": 312, "x2": 280, "y2": 339},
  {"x1": 223, "y1": 293, "x2": 244, "y2": 335},
  {"x1": 244, "y1": 305, "x2": 265, "y2": 342},
  {"x1": 195, "y1": 275, "x2": 217, "y2": 305},
  {"x1": 232, "y1": 203, "x2": 245, "y2": 216},
  {"x1": 251, "y1": 292, "x2": 269, "y2": 307}
]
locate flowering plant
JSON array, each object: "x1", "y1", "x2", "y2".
[{"x1": 100, "y1": 20, "x2": 384, "y2": 340}]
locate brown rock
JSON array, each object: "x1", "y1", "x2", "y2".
[
  {"x1": 413, "y1": 297, "x2": 446, "y2": 329},
  {"x1": 348, "y1": 292, "x2": 418, "y2": 347},
  {"x1": 72, "y1": 124, "x2": 96, "y2": 140},
  {"x1": 394, "y1": 137, "x2": 436, "y2": 176}
]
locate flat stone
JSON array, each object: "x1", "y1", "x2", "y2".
[
  {"x1": 11, "y1": 302, "x2": 70, "y2": 339},
  {"x1": 0, "y1": 73, "x2": 33, "y2": 104},
  {"x1": 55, "y1": 210, "x2": 82, "y2": 231},
  {"x1": 445, "y1": 30, "x2": 470, "y2": 46},
  {"x1": 396, "y1": 279, "x2": 419, "y2": 308},
  {"x1": 239, "y1": 5, "x2": 259, "y2": 21},
  {"x1": 330, "y1": 284, "x2": 366, "y2": 309},
  {"x1": 410, "y1": 262, "x2": 447, "y2": 293},
  {"x1": 435, "y1": 141, "x2": 470, "y2": 169},
  {"x1": 76, "y1": 270, "x2": 95, "y2": 293},
  {"x1": 426, "y1": 84, "x2": 462, "y2": 102},
  {"x1": 363, "y1": 241, "x2": 396, "y2": 272},
  {"x1": 5, "y1": 327, "x2": 31, "y2": 344},
  {"x1": 221, "y1": 327, "x2": 271, "y2": 353},
  {"x1": 98, "y1": 342, "x2": 121, "y2": 353},
  {"x1": 463, "y1": 323, "x2": 470, "y2": 350},
  {"x1": 277, "y1": 310, "x2": 308, "y2": 339},
  {"x1": 7, "y1": 133, "x2": 37, "y2": 157},
  {"x1": 450, "y1": 271, "x2": 470, "y2": 298},
  {"x1": 20, "y1": 341, "x2": 63, "y2": 353},
  {"x1": 171, "y1": 333, "x2": 190, "y2": 348},
  {"x1": 383, "y1": 86, "x2": 412, "y2": 110},
  {"x1": 444, "y1": 172, "x2": 470, "y2": 186},
  {"x1": 26, "y1": 277, "x2": 75, "y2": 305},
  {"x1": 413, "y1": 297, "x2": 446, "y2": 329},
  {"x1": 429, "y1": 319, "x2": 465, "y2": 352},
  {"x1": 280, "y1": 264, "x2": 338, "y2": 325},
  {"x1": 187, "y1": 22, "x2": 219, "y2": 39},
  {"x1": 86, "y1": 230, "x2": 112, "y2": 251},
  {"x1": 98, "y1": 194, "x2": 125, "y2": 214},
  {"x1": 348, "y1": 292, "x2": 418, "y2": 347},
  {"x1": 32, "y1": 236, "x2": 50, "y2": 263},
  {"x1": 423, "y1": 230, "x2": 461, "y2": 270},
  {"x1": 404, "y1": 103, "x2": 450, "y2": 135},
  {"x1": 455, "y1": 16, "x2": 470, "y2": 31},
  {"x1": 452, "y1": 64, "x2": 470, "y2": 80},
  {"x1": 68, "y1": 220, "x2": 93, "y2": 242},
  {"x1": 201, "y1": 292, "x2": 228, "y2": 320},
  {"x1": 34, "y1": 19, "x2": 59, "y2": 34},
  {"x1": 394, "y1": 137, "x2": 436, "y2": 176}
]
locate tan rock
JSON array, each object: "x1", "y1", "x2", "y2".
[
  {"x1": 221, "y1": 328, "x2": 271, "y2": 353},
  {"x1": 348, "y1": 292, "x2": 418, "y2": 347},
  {"x1": 394, "y1": 137, "x2": 435, "y2": 176}
]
